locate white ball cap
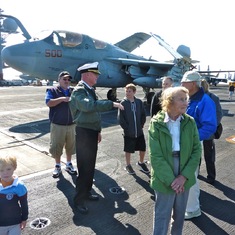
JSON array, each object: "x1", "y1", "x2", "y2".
[{"x1": 181, "y1": 71, "x2": 201, "y2": 82}]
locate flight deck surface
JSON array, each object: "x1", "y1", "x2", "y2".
[{"x1": 0, "y1": 84, "x2": 234, "y2": 235}]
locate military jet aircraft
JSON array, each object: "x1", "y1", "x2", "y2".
[
  {"x1": 200, "y1": 72, "x2": 226, "y2": 86},
  {"x1": 0, "y1": 13, "x2": 199, "y2": 102},
  {"x1": 197, "y1": 65, "x2": 235, "y2": 86}
]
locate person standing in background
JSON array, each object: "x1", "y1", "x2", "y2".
[
  {"x1": 201, "y1": 79, "x2": 223, "y2": 184},
  {"x1": 181, "y1": 71, "x2": 217, "y2": 220},
  {"x1": 118, "y1": 83, "x2": 150, "y2": 175},
  {"x1": 228, "y1": 83, "x2": 234, "y2": 100},
  {"x1": 150, "y1": 76, "x2": 174, "y2": 117}
]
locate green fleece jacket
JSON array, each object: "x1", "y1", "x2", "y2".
[
  {"x1": 69, "y1": 82, "x2": 113, "y2": 131},
  {"x1": 148, "y1": 111, "x2": 201, "y2": 194}
]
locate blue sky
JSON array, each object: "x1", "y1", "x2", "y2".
[{"x1": 1, "y1": 0, "x2": 235, "y2": 72}]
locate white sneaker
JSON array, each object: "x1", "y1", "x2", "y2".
[
  {"x1": 185, "y1": 208, "x2": 201, "y2": 220},
  {"x1": 65, "y1": 163, "x2": 77, "y2": 175},
  {"x1": 52, "y1": 165, "x2": 62, "y2": 178}
]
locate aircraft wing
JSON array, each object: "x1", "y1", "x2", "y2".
[
  {"x1": 106, "y1": 57, "x2": 175, "y2": 88},
  {"x1": 114, "y1": 32, "x2": 151, "y2": 52},
  {"x1": 198, "y1": 70, "x2": 235, "y2": 73},
  {"x1": 107, "y1": 57, "x2": 174, "y2": 74},
  {"x1": 151, "y1": 33, "x2": 200, "y2": 68},
  {"x1": 151, "y1": 33, "x2": 182, "y2": 60}
]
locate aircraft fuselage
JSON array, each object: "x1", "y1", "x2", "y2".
[{"x1": 2, "y1": 30, "x2": 152, "y2": 88}]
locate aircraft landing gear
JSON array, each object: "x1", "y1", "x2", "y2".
[
  {"x1": 107, "y1": 88, "x2": 118, "y2": 101},
  {"x1": 143, "y1": 87, "x2": 155, "y2": 105},
  {"x1": 146, "y1": 91, "x2": 155, "y2": 105}
]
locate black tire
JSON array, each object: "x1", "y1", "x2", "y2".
[{"x1": 107, "y1": 89, "x2": 117, "y2": 101}]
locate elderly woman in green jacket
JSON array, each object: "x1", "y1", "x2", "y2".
[{"x1": 148, "y1": 86, "x2": 201, "y2": 235}]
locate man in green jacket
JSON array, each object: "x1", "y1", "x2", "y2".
[{"x1": 69, "y1": 62, "x2": 124, "y2": 214}]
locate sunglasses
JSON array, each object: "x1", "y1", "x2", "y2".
[{"x1": 63, "y1": 78, "x2": 71, "y2": 81}]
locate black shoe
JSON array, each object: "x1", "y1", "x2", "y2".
[
  {"x1": 87, "y1": 194, "x2": 99, "y2": 201},
  {"x1": 74, "y1": 203, "x2": 88, "y2": 214},
  {"x1": 206, "y1": 178, "x2": 215, "y2": 185},
  {"x1": 136, "y1": 161, "x2": 150, "y2": 174}
]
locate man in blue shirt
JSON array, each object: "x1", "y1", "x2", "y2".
[
  {"x1": 45, "y1": 71, "x2": 77, "y2": 178},
  {"x1": 181, "y1": 71, "x2": 217, "y2": 219}
]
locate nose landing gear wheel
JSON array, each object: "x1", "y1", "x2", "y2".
[{"x1": 107, "y1": 88, "x2": 117, "y2": 101}]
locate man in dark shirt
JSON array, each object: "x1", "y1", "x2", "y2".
[
  {"x1": 150, "y1": 76, "x2": 174, "y2": 117},
  {"x1": 45, "y1": 71, "x2": 77, "y2": 178}
]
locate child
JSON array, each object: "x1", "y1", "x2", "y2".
[
  {"x1": 118, "y1": 83, "x2": 150, "y2": 175},
  {"x1": 0, "y1": 156, "x2": 29, "y2": 234}
]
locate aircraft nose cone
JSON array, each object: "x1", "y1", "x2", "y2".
[
  {"x1": 1, "y1": 43, "x2": 36, "y2": 74},
  {"x1": 1, "y1": 45, "x2": 22, "y2": 69},
  {"x1": 1, "y1": 46, "x2": 11, "y2": 64}
]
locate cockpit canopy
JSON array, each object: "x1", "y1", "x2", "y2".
[{"x1": 32, "y1": 30, "x2": 107, "y2": 49}]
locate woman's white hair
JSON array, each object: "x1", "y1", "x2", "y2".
[{"x1": 161, "y1": 86, "x2": 189, "y2": 112}]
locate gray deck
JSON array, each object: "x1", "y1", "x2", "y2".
[{"x1": 0, "y1": 84, "x2": 234, "y2": 235}]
